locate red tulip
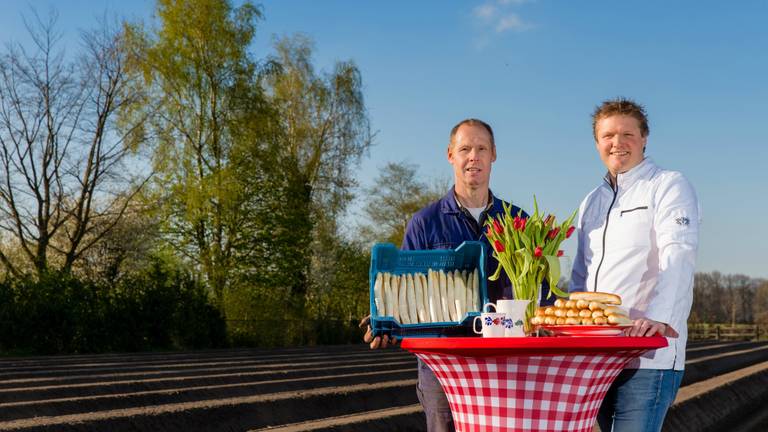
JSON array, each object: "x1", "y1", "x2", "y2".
[
  {"x1": 534, "y1": 246, "x2": 542, "y2": 257},
  {"x1": 520, "y1": 218, "x2": 527, "y2": 231},
  {"x1": 493, "y1": 219, "x2": 503, "y2": 234},
  {"x1": 566, "y1": 226, "x2": 575, "y2": 238},
  {"x1": 512, "y1": 216, "x2": 521, "y2": 231},
  {"x1": 557, "y1": 250, "x2": 564, "y2": 257},
  {"x1": 494, "y1": 240, "x2": 505, "y2": 253},
  {"x1": 547, "y1": 227, "x2": 560, "y2": 240}
]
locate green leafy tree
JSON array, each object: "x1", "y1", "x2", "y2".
[
  {"x1": 123, "y1": 0, "x2": 266, "y2": 305},
  {"x1": 359, "y1": 161, "x2": 447, "y2": 247},
  {"x1": 123, "y1": 2, "x2": 372, "y2": 343},
  {"x1": 265, "y1": 35, "x2": 372, "y2": 313}
]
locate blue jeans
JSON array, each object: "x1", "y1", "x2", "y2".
[
  {"x1": 416, "y1": 359, "x2": 455, "y2": 432},
  {"x1": 597, "y1": 368, "x2": 684, "y2": 432}
]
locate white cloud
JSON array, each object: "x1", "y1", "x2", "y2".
[
  {"x1": 470, "y1": 0, "x2": 534, "y2": 50},
  {"x1": 495, "y1": 14, "x2": 529, "y2": 33},
  {"x1": 473, "y1": 4, "x2": 497, "y2": 20}
]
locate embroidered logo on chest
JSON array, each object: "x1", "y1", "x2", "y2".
[{"x1": 675, "y1": 216, "x2": 690, "y2": 226}]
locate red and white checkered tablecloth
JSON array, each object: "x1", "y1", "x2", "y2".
[{"x1": 415, "y1": 350, "x2": 643, "y2": 432}]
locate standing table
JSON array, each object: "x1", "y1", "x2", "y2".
[{"x1": 401, "y1": 335, "x2": 667, "y2": 432}]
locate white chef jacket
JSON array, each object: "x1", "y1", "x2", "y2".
[{"x1": 571, "y1": 158, "x2": 700, "y2": 370}]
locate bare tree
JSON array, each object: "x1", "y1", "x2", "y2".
[{"x1": 0, "y1": 11, "x2": 150, "y2": 277}]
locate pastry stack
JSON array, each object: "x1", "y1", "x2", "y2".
[{"x1": 530, "y1": 291, "x2": 631, "y2": 326}]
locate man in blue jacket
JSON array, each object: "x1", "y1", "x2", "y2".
[{"x1": 362, "y1": 118, "x2": 545, "y2": 432}]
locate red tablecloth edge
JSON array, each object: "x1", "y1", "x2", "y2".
[{"x1": 401, "y1": 335, "x2": 668, "y2": 357}]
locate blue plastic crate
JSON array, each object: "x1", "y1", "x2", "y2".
[{"x1": 369, "y1": 241, "x2": 488, "y2": 338}]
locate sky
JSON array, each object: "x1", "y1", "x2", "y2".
[{"x1": 1, "y1": 0, "x2": 767, "y2": 278}]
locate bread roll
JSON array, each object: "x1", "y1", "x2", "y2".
[
  {"x1": 556, "y1": 317, "x2": 566, "y2": 325},
  {"x1": 535, "y1": 307, "x2": 546, "y2": 317},
  {"x1": 576, "y1": 299, "x2": 590, "y2": 310},
  {"x1": 579, "y1": 309, "x2": 592, "y2": 318},
  {"x1": 554, "y1": 308, "x2": 567, "y2": 317},
  {"x1": 569, "y1": 291, "x2": 621, "y2": 305},
  {"x1": 593, "y1": 316, "x2": 607, "y2": 325},
  {"x1": 581, "y1": 317, "x2": 594, "y2": 325},
  {"x1": 591, "y1": 310, "x2": 605, "y2": 319},
  {"x1": 565, "y1": 300, "x2": 577, "y2": 309},
  {"x1": 565, "y1": 317, "x2": 580, "y2": 325},
  {"x1": 544, "y1": 307, "x2": 556, "y2": 316},
  {"x1": 608, "y1": 314, "x2": 632, "y2": 325},
  {"x1": 604, "y1": 306, "x2": 627, "y2": 316},
  {"x1": 554, "y1": 298, "x2": 566, "y2": 308},
  {"x1": 544, "y1": 316, "x2": 557, "y2": 325},
  {"x1": 530, "y1": 316, "x2": 543, "y2": 325},
  {"x1": 566, "y1": 309, "x2": 580, "y2": 318},
  {"x1": 588, "y1": 301, "x2": 606, "y2": 311}
]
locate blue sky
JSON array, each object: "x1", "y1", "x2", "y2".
[{"x1": 2, "y1": 1, "x2": 767, "y2": 278}]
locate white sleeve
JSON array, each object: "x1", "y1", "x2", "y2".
[
  {"x1": 569, "y1": 198, "x2": 589, "y2": 293},
  {"x1": 644, "y1": 173, "x2": 700, "y2": 329}
]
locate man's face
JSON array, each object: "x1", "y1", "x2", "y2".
[
  {"x1": 595, "y1": 115, "x2": 647, "y2": 177},
  {"x1": 448, "y1": 124, "x2": 496, "y2": 191}
]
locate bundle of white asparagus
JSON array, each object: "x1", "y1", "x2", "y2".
[{"x1": 372, "y1": 268, "x2": 481, "y2": 324}]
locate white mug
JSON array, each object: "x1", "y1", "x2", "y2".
[
  {"x1": 473, "y1": 312, "x2": 506, "y2": 337},
  {"x1": 484, "y1": 300, "x2": 530, "y2": 337}
]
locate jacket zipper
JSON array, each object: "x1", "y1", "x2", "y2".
[
  {"x1": 593, "y1": 181, "x2": 618, "y2": 292},
  {"x1": 620, "y1": 206, "x2": 648, "y2": 216},
  {"x1": 459, "y1": 207, "x2": 482, "y2": 238}
]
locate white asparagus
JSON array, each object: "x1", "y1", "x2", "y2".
[
  {"x1": 373, "y1": 272, "x2": 384, "y2": 316},
  {"x1": 423, "y1": 273, "x2": 431, "y2": 320},
  {"x1": 465, "y1": 270, "x2": 471, "y2": 309},
  {"x1": 445, "y1": 270, "x2": 456, "y2": 321},
  {"x1": 382, "y1": 272, "x2": 391, "y2": 316},
  {"x1": 412, "y1": 272, "x2": 421, "y2": 322},
  {"x1": 439, "y1": 270, "x2": 450, "y2": 322},
  {"x1": 398, "y1": 274, "x2": 410, "y2": 324},
  {"x1": 390, "y1": 274, "x2": 400, "y2": 322},
  {"x1": 464, "y1": 269, "x2": 474, "y2": 313},
  {"x1": 425, "y1": 270, "x2": 432, "y2": 322},
  {"x1": 472, "y1": 269, "x2": 481, "y2": 312},
  {"x1": 453, "y1": 269, "x2": 466, "y2": 320},
  {"x1": 428, "y1": 269, "x2": 441, "y2": 322},
  {"x1": 415, "y1": 273, "x2": 428, "y2": 323},
  {"x1": 406, "y1": 273, "x2": 418, "y2": 324},
  {"x1": 419, "y1": 273, "x2": 428, "y2": 321}
]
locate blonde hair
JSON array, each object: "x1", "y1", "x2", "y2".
[{"x1": 592, "y1": 98, "x2": 649, "y2": 140}]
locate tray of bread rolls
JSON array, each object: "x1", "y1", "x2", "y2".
[{"x1": 531, "y1": 291, "x2": 632, "y2": 336}]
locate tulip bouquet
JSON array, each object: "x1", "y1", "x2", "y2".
[{"x1": 484, "y1": 198, "x2": 577, "y2": 330}]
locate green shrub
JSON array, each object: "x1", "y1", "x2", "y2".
[{"x1": 0, "y1": 260, "x2": 225, "y2": 355}]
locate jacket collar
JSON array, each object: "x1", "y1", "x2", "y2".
[
  {"x1": 603, "y1": 157, "x2": 657, "y2": 191},
  {"x1": 440, "y1": 186, "x2": 495, "y2": 214}
]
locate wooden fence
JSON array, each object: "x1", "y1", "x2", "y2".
[{"x1": 688, "y1": 323, "x2": 762, "y2": 341}]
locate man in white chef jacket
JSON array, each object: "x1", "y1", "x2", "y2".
[{"x1": 571, "y1": 98, "x2": 700, "y2": 432}]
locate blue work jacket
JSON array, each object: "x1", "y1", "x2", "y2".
[{"x1": 402, "y1": 187, "x2": 552, "y2": 304}]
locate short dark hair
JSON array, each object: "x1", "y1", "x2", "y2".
[
  {"x1": 449, "y1": 118, "x2": 495, "y2": 150},
  {"x1": 592, "y1": 98, "x2": 649, "y2": 139}
]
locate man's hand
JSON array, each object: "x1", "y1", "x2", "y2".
[
  {"x1": 626, "y1": 318, "x2": 678, "y2": 337},
  {"x1": 359, "y1": 315, "x2": 398, "y2": 349}
]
